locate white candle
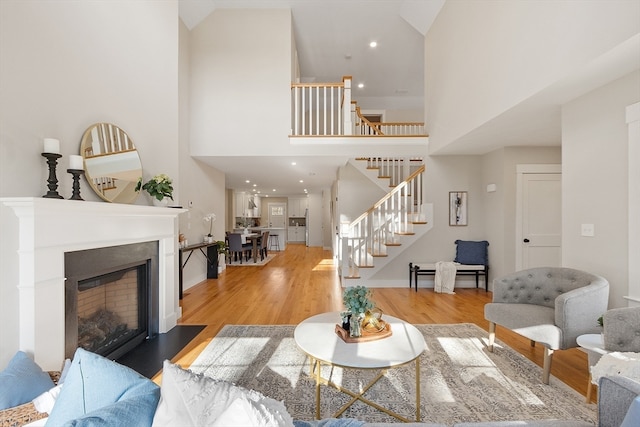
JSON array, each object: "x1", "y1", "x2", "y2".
[
  {"x1": 43, "y1": 138, "x2": 60, "y2": 154},
  {"x1": 69, "y1": 155, "x2": 83, "y2": 170}
]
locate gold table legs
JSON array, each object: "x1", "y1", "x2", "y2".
[{"x1": 310, "y1": 357, "x2": 421, "y2": 422}]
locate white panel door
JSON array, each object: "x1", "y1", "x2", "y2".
[
  {"x1": 517, "y1": 171, "x2": 562, "y2": 270},
  {"x1": 268, "y1": 202, "x2": 286, "y2": 228}
]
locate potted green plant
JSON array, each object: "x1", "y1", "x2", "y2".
[
  {"x1": 135, "y1": 174, "x2": 173, "y2": 205},
  {"x1": 343, "y1": 285, "x2": 374, "y2": 315},
  {"x1": 215, "y1": 240, "x2": 228, "y2": 272}
]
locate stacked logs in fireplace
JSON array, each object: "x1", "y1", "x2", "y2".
[{"x1": 78, "y1": 308, "x2": 135, "y2": 355}]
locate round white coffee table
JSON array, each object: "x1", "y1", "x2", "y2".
[{"x1": 294, "y1": 311, "x2": 426, "y2": 422}]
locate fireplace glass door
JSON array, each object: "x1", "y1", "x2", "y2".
[{"x1": 76, "y1": 265, "x2": 148, "y2": 357}]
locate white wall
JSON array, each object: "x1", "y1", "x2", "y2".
[
  {"x1": 188, "y1": 9, "x2": 293, "y2": 157},
  {"x1": 562, "y1": 71, "x2": 640, "y2": 308},
  {"x1": 0, "y1": 1, "x2": 179, "y2": 201},
  {"x1": 178, "y1": 19, "x2": 227, "y2": 291},
  {"x1": 337, "y1": 163, "x2": 387, "y2": 223},
  {"x1": 0, "y1": 1, "x2": 230, "y2": 304},
  {"x1": 425, "y1": 1, "x2": 640, "y2": 152}
]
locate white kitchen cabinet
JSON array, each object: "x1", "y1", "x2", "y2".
[
  {"x1": 234, "y1": 192, "x2": 246, "y2": 218},
  {"x1": 235, "y1": 192, "x2": 260, "y2": 218},
  {"x1": 287, "y1": 226, "x2": 305, "y2": 242},
  {"x1": 288, "y1": 197, "x2": 308, "y2": 217}
]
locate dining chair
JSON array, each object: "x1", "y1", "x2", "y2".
[
  {"x1": 227, "y1": 233, "x2": 251, "y2": 264},
  {"x1": 259, "y1": 231, "x2": 270, "y2": 260}
]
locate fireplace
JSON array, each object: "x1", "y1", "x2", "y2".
[
  {"x1": 1, "y1": 198, "x2": 184, "y2": 371},
  {"x1": 65, "y1": 242, "x2": 159, "y2": 360}
]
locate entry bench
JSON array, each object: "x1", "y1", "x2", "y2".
[
  {"x1": 409, "y1": 262, "x2": 489, "y2": 292},
  {"x1": 409, "y1": 240, "x2": 490, "y2": 292}
]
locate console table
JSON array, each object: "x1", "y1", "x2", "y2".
[{"x1": 178, "y1": 242, "x2": 218, "y2": 299}]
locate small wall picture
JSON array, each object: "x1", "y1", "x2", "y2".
[{"x1": 449, "y1": 191, "x2": 468, "y2": 226}]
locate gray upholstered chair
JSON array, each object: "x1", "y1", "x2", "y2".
[
  {"x1": 484, "y1": 267, "x2": 609, "y2": 384},
  {"x1": 603, "y1": 306, "x2": 640, "y2": 352}
]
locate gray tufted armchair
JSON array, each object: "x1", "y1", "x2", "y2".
[
  {"x1": 484, "y1": 267, "x2": 610, "y2": 384},
  {"x1": 603, "y1": 306, "x2": 640, "y2": 352}
]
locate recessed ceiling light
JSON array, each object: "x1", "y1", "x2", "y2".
[
  {"x1": 245, "y1": 180, "x2": 250, "y2": 183},
  {"x1": 272, "y1": 189, "x2": 276, "y2": 192},
  {"x1": 299, "y1": 180, "x2": 304, "y2": 183},
  {"x1": 358, "y1": 83, "x2": 364, "y2": 89},
  {"x1": 291, "y1": 162, "x2": 297, "y2": 166},
  {"x1": 369, "y1": 41, "x2": 377, "y2": 48},
  {"x1": 253, "y1": 184, "x2": 257, "y2": 187}
]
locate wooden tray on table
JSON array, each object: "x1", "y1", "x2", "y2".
[{"x1": 335, "y1": 321, "x2": 392, "y2": 343}]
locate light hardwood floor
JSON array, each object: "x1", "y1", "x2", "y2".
[{"x1": 174, "y1": 243, "x2": 594, "y2": 401}]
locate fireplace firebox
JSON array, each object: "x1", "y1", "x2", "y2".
[{"x1": 65, "y1": 241, "x2": 159, "y2": 360}]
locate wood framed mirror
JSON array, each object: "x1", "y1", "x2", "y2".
[{"x1": 80, "y1": 123, "x2": 142, "y2": 204}]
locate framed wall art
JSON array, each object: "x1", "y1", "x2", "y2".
[{"x1": 449, "y1": 191, "x2": 468, "y2": 226}]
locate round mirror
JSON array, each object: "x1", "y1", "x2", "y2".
[{"x1": 80, "y1": 123, "x2": 142, "y2": 204}]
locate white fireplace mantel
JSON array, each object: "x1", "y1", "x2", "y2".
[{"x1": 0, "y1": 197, "x2": 186, "y2": 370}]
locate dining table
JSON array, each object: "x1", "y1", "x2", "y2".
[{"x1": 242, "y1": 233, "x2": 261, "y2": 263}]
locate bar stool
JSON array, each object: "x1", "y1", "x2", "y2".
[{"x1": 269, "y1": 234, "x2": 280, "y2": 251}]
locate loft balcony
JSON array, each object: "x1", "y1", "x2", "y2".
[{"x1": 290, "y1": 76, "x2": 428, "y2": 145}]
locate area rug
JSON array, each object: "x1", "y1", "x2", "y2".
[
  {"x1": 226, "y1": 253, "x2": 276, "y2": 267},
  {"x1": 189, "y1": 323, "x2": 596, "y2": 425}
]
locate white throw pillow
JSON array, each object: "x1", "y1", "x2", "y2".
[
  {"x1": 22, "y1": 419, "x2": 48, "y2": 427},
  {"x1": 152, "y1": 360, "x2": 293, "y2": 427},
  {"x1": 32, "y1": 384, "x2": 62, "y2": 414},
  {"x1": 211, "y1": 395, "x2": 281, "y2": 427}
]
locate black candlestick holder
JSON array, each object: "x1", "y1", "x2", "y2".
[
  {"x1": 67, "y1": 169, "x2": 85, "y2": 201},
  {"x1": 42, "y1": 153, "x2": 63, "y2": 199}
]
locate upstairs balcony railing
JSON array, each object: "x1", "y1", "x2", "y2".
[{"x1": 290, "y1": 76, "x2": 427, "y2": 137}]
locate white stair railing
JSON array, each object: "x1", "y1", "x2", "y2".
[
  {"x1": 291, "y1": 76, "x2": 426, "y2": 137},
  {"x1": 290, "y1": 76, "x2": 352, "y2": 136},
  {"x1": 340, "y1": 165, "x2": 425, "y2": 277}
]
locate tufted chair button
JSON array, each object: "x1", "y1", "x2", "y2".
[
  {"x1": 535, "y1": 286, "x2": 540, "y2": 290},
  {"x1": 528, "y1": 274, "x2": 533, "y2": 278},
  {"x1": 547, "y1": 273, "x2": 552, "y2": 278},
  {"x1": 544, "y1": 297, "x2": 550, "y2": 302}
]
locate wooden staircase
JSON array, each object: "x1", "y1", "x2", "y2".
[{"x1": 339, "y1": 159, "x2": 432, "y2": 284}]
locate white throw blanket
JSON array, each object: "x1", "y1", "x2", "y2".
[
  {"x1": 591, "y1": 351, "x2": 640, "y2": 384},
  {"x1": 435, "y1": 261, "x2": 457, "y2": 294}
]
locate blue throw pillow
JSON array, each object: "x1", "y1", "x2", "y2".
[
  {"x1": 454, "y1": 240, "x2": 489, "y2": 265},
  {"x1": 45, "y1": 348, "x2": 160, "y2": 427},
  {"x1": 0, "y1": 351, "x2": 54, "y2": 410}
]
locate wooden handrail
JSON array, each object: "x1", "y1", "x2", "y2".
[{"x1": 291, "y1": 82, "x2": 344, "y2": 89}]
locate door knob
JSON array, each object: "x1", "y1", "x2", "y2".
[{"x1": 523, "y1": 238, "x2": 530, "y2": 243}]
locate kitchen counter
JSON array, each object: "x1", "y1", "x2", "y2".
[{"x1": 249, "y1": 227, "x2": 286, "y2": 251}]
